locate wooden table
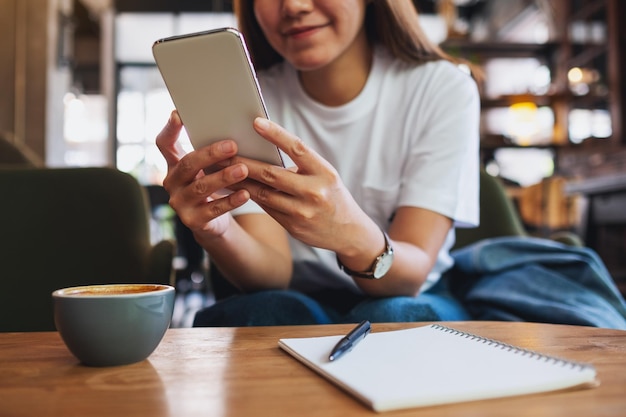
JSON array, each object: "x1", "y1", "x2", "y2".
[{"x1": 1, "y1": 322, "x2": 625, "y2": 417}]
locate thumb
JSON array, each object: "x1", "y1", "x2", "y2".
[{"x1": 156, "y1": 110, "x2": 186, "y2": 166}]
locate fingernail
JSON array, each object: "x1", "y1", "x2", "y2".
[
  {"x1": 232, "y1": 190, "x2": 249, "y2": 205},
  {"x1": 231, "y1": 165, "x2": 245, "y2": 179},
  {"x1": 255, "y1": 117, "x2": 270, "y2": 130},
  {"x1": 169, "y1": 111, "x2": 180, "y2": 125},
  {"x1": 220, "y1": 141, "x2": 235, "y2": 153}
]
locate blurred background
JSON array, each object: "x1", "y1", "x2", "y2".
[{"x1": 1, "y1": 0, "x2": 625, "y2": 323}]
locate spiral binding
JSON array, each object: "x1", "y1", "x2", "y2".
[{"x1": 430, "y1": 324, "x2": 593, "y2": 372}]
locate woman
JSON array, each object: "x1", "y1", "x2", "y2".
[{"x1": 156, "y1": 0, "x2": 480, "y2": 325}]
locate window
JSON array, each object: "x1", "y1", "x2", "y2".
[{"x1": 115, "y1": 12, "x2": 236, "y2": 184}]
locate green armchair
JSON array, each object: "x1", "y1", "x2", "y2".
[
  {"x1": 0, "y1": 167, "x2": 175, "y2": 332},
  {"x1": 0, "y1": 132, "x2": 43, "y2": 166},
  {"x1": 453, "y1": 169, "x2": 583, "y2": 251}
]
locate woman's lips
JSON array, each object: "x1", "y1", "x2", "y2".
[{"x1": 283, "y1": 24, "x2": 328, "y2": 39}]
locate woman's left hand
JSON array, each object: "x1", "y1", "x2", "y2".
[
  {"x1": 225, "y1": 117, "x2": 452, "y2": 297},
  {"x1": 225, "y1": 117, "x2": 377, "y2": 253}
]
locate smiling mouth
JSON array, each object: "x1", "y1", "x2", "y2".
[{"x1": 283, "y1": 24, "x2": 328, "y2": 38}]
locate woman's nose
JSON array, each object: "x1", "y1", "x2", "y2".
[{"x1": 281, "y1": 0, "x2": 314, "y2": 18}]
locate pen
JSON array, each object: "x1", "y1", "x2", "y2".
[{"x1": 328, "y1": 320, "x2": 371, "y2": 362}]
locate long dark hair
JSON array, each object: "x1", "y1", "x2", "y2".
[{"x1": 234, "y1": 0, "x2": 471, "y2": 72}]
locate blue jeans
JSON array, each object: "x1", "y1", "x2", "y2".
[
  {"x1": 449, "y1": 236, "x2": 626, "y2": 329},
  {"x1": 193, "y1": 277, "x2": 470, "y2": 327}
]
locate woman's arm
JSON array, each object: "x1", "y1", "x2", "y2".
[
  {"x1": 156, "y1": 111, "x2": 292, "y2": 292},
  {"x1": 351, "y1": 207, "x2": 452, "y2": 297},
  {"x1": 195, "y1": 212, "x2": 292, "y2": 292},
  {"x1": 228, "y1": 118, "x2": 445, "y2": 297}
]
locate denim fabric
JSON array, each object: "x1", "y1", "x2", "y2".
[
  {"x1": 193, "y1": 278, "x2": 469, "y2": 327},
  {"x1": 449, "y1": 236, "x2": 626, "y2": 330},
  {"x1": 342, "y1": 281, "x2": 471, "y2": 323},
  {"x1": 194, "y1": 290, "x2": 336, "y2": 326}
]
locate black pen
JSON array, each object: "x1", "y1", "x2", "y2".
[{"x1": 328, "y1": 320, "x2": 371, "y2": 362}]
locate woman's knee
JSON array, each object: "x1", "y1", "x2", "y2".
[
  {"x1": 346, "y1": 296, "x2": 440, "y2": 323},
  {"x1": 346, "y1": 294, "x2": 469, "y2": 323}
]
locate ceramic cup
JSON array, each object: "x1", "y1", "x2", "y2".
[{"x1": 52, "y1": 283, "x2": 175, "y2": 367}]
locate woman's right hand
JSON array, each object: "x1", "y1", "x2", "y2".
[{"x1": 155, "y1": 110, "x2": 252, "y2": 238}]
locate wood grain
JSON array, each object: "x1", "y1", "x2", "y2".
[{"x1": 1, "y1": 322, "x2": 624, "y2": 417}]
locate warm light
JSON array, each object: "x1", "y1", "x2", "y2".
[
  {"x1": 567, "y1": 67, "x2": 599, "y2": 96},
  {"x1": 568, "y1": 67, "x2": 583, "y2": 83},
  {"x1": 507, "y1": 102, "x2": 539, "y2": 146},
  {"x1": 509, "y1": 102, "x2": 537, "y2": 112}
]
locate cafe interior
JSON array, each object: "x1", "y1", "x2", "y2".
[{"x1": 1, "y1": 0, "x2": 625, "y2": 330}]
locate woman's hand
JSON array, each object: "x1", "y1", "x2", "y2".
[
  {"x1": 155, "y1": 111, "x2": 252, "y2": 238},
  {"x1": 203, "y1": 116, "x2": 449, "y2": 297},
  {"x1": 228, "y1": 117, "x2": 380, "y2": 257}
]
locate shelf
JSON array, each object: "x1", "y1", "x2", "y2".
[
  {"x1": 481, "y1": 94, "x2": 556, "y2": 108},
  {"x1": 441, "y1": 0, "x2": 622, "y2": 168},
  {"x1": 568, "y1": 43, "x2": 608, "y2": 68},
  {"x1": 479, "y1": 134, "x2": 558, "y2": 151},
  {"x1": 564, "y1": 171, "x2": 626, "y2": 195},
  {"x1": 441, "y1": 40, "x2": 556, "y2": 60},
  {"x1": 481, "y1": 92, "x2": 609, "y2": 109},
  {"x1": 568, "y1": 94, "x2": 610, "y2": 109},
  {"x1": 570, "y1": 0, "x2": 607, "y2": 21}
]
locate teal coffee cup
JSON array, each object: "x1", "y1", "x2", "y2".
[{"x1": 53, "y1": 283, "x2": 175, "y2": 367}]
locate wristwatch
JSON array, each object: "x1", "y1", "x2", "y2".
[{"x1": 337, "y1": 230, "x2": 394, "y2": 279}]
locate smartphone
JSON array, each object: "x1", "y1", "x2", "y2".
[{"x1": 152, "y1": 27, "x2": 284, "y2": 169}]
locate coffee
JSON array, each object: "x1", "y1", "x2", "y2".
[
  {"x1": 59, "y1": 284, "x2": 167, "y2": 296},
  {"x1": 53, "y1": 283, "x2": 175, "y2": 366}
]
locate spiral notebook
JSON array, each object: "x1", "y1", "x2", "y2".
[{"x1": 278, "y1": 324, "x2": 598, "y2": 412}]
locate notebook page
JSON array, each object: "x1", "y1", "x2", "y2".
[{"x1": 278, "y1": 324, "x2": 597, "y2": 412}]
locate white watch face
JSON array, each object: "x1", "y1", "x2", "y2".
[{"x1": 373, "y1": 252, "x2": 394, "y2": 279}]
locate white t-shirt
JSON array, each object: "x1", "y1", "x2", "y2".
[{"x1": 234, "y1": 46, "x2": 480, "y2": 295}]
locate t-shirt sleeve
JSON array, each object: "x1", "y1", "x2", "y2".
[{"x1": 399, "y1": 63, "x2": 480, "y2": 228}]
